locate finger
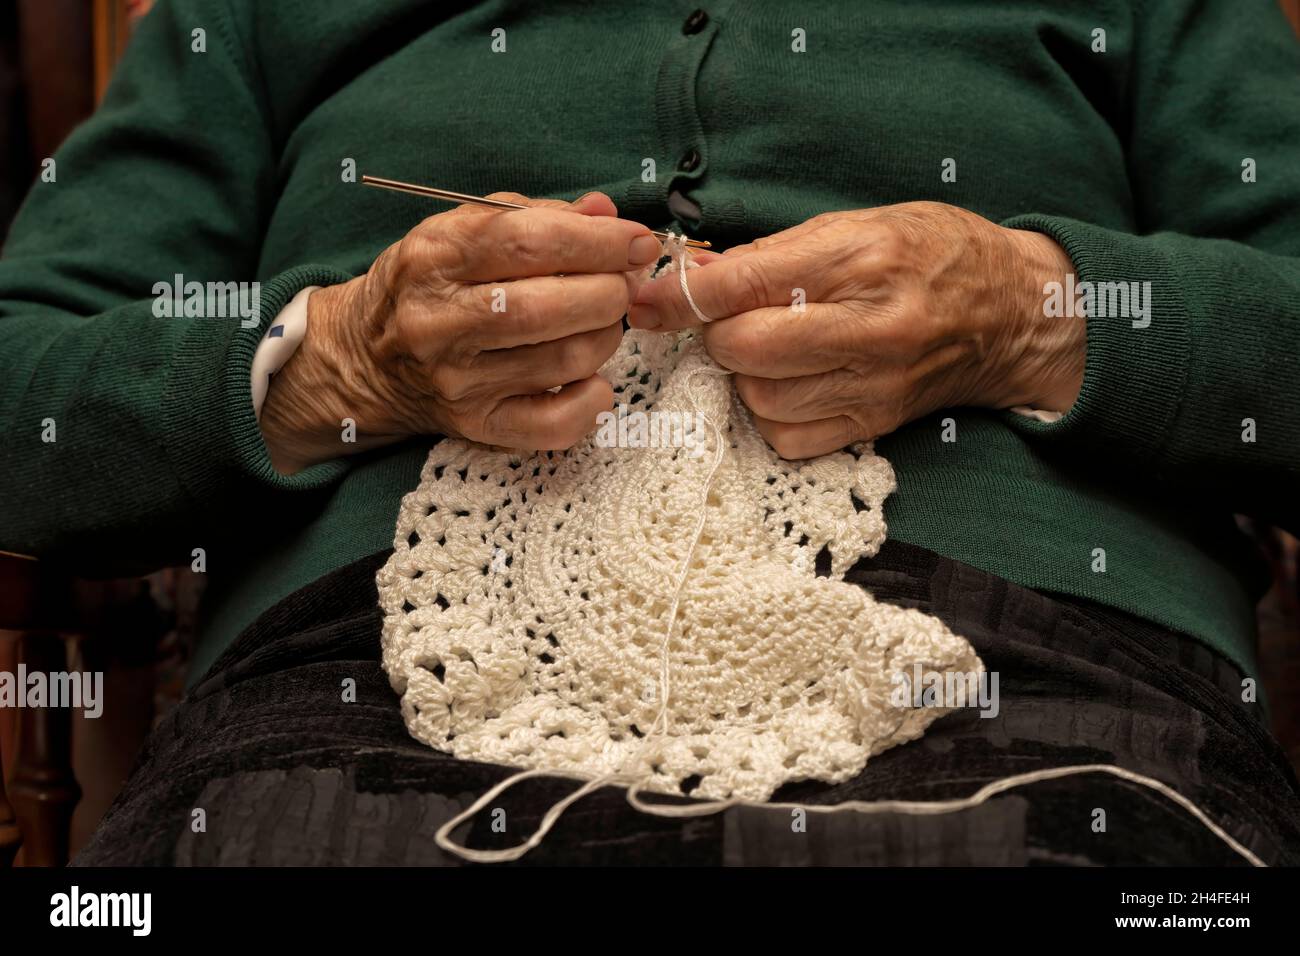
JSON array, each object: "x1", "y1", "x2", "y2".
[
  {"x1": 632, "y1": 210, "x2": 877, "y2": 328},
  {"x1": 459, "y1": 272, "x2": 634, "y2": 348},
  {"x1": 484, "y1": 374, "x2": 613, "y2": 450},
  {"x1": 732, "y1": 370, "x2": 863, "y2": 424},
  {"x1": 446, "y1": 190, "x2": 618, "y2": 218},
  {"x1": 650, "y1": 248, "x2": 726, "y2": 271},
  {"x1": 716, "y1": 230, "x2": 805, "y2": 259},
  {"x1": 730, "y1": 209, "x2": 886, "y2": 256},
  {"x1": 626, "y1": 247, "x2": 725, "y2": 301},
  {"x1": 701, "y1": 305, "x2": 847, "y2": 377},
  {"x1": 444, "y1": 205, "x2": 660, "y2": 281},
  {"x1": 566, "y1": 191, "x2": 620, "y2": 217},
  {"x1": 751, "y1": 414, "x2": 864, "y2": 460},
  {"x1": 471, "y1": 323, "x2": 624, "y2": 395},
  {"x1": 628, "y1": 245, "x2": 822, "y2": 331}
]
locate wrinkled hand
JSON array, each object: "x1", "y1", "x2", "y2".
[
  {"x1": 261, "y1": 192, "x2": 664, "y2": 474},
  {"x1": 628, "y1": 201, "x2": 1084, "y2": 459}
]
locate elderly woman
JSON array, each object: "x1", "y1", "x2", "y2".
[{"x1": 2, "y1": 0, "x2": 1299, "y2": 866}]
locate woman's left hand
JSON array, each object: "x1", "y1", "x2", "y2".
[{"x1": 628, "y1": 201, "x2": 1086, "y2": 459}]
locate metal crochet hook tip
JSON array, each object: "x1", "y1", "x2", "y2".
[{"x1": 361, "y1": 174, "x2": 712, "y2": 249}]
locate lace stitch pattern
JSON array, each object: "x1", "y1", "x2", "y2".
[{"x1": 377, "y1": 317, "x2": 982, "y2": 801}]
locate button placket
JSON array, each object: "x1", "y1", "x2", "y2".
[{"x1": 649, "y1": 7, "x2": 722, "y2": 236}]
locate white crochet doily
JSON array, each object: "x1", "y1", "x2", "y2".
[{"x1": 377, "y1": 320, "x2": 982, "y2": 802}]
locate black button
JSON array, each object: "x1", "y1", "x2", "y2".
[
  {"x1": 678, "y1": 148, "x2": 701, "y2": 172},
  {"x1": 683, "y1": 9, "x2": 709, "y2": 35}
]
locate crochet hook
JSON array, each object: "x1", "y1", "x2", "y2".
[{"x1": 361, "y1": 174, "x2": 713, "y2": 249}]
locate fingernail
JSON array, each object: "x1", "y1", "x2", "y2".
[
  {"x1": 628, "y1": 234, "x2": 662, "y2": 266},
  {"x1": 571, "y1": 191, "x2": 596, "y2": 206},
  {"x1": 627, "y1": 303, "x2": 660, "y2": 330}
]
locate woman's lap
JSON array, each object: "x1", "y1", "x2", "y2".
[{"x1": 74, "y1": 542, "x2": 1300, "y2": 866}]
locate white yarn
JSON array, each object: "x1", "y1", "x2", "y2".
[
  {"x1": 432, "y1": 762, "x2": 1265, "y2": 866},
  {"x1": 375, "y1": 235, "x2": 1266, "y2": 867},
  {"x1": 663, "y1": 232, "x2": 711, "y2": 323}
]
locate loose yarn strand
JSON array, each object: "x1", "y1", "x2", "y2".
[
  {"x1": 625, "y1": 763, "x2": 1266, "y2": 868},
  {"x1": 437, "y1": 762, "x2": 1266, "y2": 867},
  {"x1": 426, "y1": 235, "x2": 1266, "y2": 868},
  {"x1": 434, "y1": 768, "x2": 616, "y2": 863},
  {"x1": 645, "y1": 363, "x2": 731, "y2": 740},
  {"x1": 434, "y1": 360, "x2": 733, "y2": 863},
  {"x1": 668, "y1": 232, "x2": 712, "y2": 324}
]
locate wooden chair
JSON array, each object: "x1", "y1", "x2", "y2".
[
  {"x1": 0, "y1": 553, "x2": 81, "y2": 867},
  {"x1": 0, "y1": 553, "x2": 169, "y2": 866}
]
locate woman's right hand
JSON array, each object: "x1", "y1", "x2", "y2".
[{"x1": 260, "y1": 191, "x2": 664, "y2": 474}]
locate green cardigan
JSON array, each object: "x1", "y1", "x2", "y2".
[{"x1": 2, "y1": 0, "x2": 1298, "y2": 685}]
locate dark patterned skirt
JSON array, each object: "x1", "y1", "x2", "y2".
[{"x1": 74, "y1": 541, "x2": 1300, "y2": 866}]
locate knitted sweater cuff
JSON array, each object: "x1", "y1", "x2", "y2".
[
  {"x1": 996, "y1": 213, "x2": 1192, "y2": 465},
  {"x1": 161, "y1": 263, "x2": 356, "y2": 501}
]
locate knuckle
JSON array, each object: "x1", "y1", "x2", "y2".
[
  {"x1": 430, "y1": 364, "x2": 470, "y2": 403},
  {"x1": 881, "y1": 226, "x2": 912, "y2": 258},
  {"x1": 568, "y1": 326, "x2": 619, "y2": 379},
  {"x1": 594, "y1": 320, "x2": 625, "y2": 360},
  {"x1": 417, "y1": 215, "x2": 478, "y2": 275},
  {"x1": 533, "y1": 405, "x2": 585, "y2": 449},
  {"x1": 554, "y1": 335, "x2": 589, "y2": 378},
  {"x1": 858, "y1": 397, "x2": 900, "y2": 436},
  {"x1": 596, "y1": 273, "x2": 633, "y2": 318},
  {"x1": 552, "y1": 274, "x2": 583, "y2": 321},
  {"x1": 726, "y1": 325, "x2": 774, "y2": 371},
  {"x1": 853, "y1": 412, "x2": 886, "y2": 443},
  {"x1": 511, "y1": 280, "x2": 568, "y2": 340},
  {"x1": 835, "y1": 414, "x2": 862, "y2": 448},
  {"x1": 909, "y1": 199, "x2": 951, "y2": 220},
  {"x1": 858, "y1": 224, "x2": 904, "y2": 267},
  {"x1": 701, "y1": 324, "x2": 738, "y2": 370},
  {"x1": 728, "y1": 258, "x2": 772, "y2": 313},
  {"x1": 497, "y1": 283, "x2": 538, "y2": 329},
  {"x1": 484, "y1": 191, "x2": 532, "y2": 207},
  {"x1": 768, "y1": 427, "x2": 802, "y2": 460},
  {"x1": 441, "y1": 403, "x2": 477, "y2": 439},
  {"x1": 826, "y1": 217, "x2": 867, "y2": 247},
  {"x1": 735, "y1": 375, "x2": 779, "y2": 419},
  {"x1": 501, "y1": 213, "x2": 553, "y2": 267},
  {"x1": 390, "y1": 234, "x2": 429, "y2": 282}
]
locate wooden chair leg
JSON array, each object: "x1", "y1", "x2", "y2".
[
  {"x1": 8, "y1": 630, "x2": 81, "y2": 866},
  {"x1": 0, "y1": 752, "x2": 20, "y2": 867}
]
